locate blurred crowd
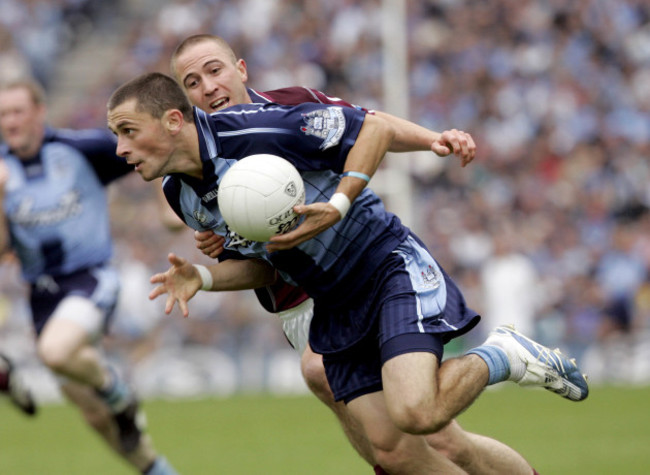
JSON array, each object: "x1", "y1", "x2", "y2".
[{"x1": 1, "y1": 0, "x2": 650, "y2": 402}]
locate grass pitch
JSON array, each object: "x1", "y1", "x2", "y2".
[{"x1": 1, "y1": 385, "x2": 649, "y2": 474}]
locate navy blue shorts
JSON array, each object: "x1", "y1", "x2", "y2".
[
  {"x1": 318, "y1": 235, "x2": 480, "y2": 403},
  {"x1": 29, "y1": 265, "x2": 119, "y2": 336}
]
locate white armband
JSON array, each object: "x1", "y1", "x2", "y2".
[
  {"x1": 329, "y1": 193, "x2": 351, "y2": 219},
  {"x1": 193, "y1": 264, "x2": 213, "y2": 291}
]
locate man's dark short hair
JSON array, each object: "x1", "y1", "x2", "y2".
[{"x1": 107, "y1": 72, "x2": 194, "y2": 122}]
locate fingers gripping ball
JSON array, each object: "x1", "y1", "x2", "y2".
[{"x1": 218, "y1": 154, "x2": 306, "y2": 242}]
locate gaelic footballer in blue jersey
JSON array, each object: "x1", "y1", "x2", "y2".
[
  {"x1": 0, "y1": 79, "x2": 177, "y2": 475},
  {"x1": 170, "y1": 34, "x2": 505, "y2": 475},
  {"x1": 108, "y1": 72, "x2": 589, "y2": 474}
]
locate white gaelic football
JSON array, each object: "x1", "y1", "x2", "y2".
[{"x1": 218, "y1": 154, "x2": 306, "y2": 242}]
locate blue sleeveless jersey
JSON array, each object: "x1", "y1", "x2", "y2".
[
  {"x1": 1, "y1": 128, "x2": 133, "y2": 282},
  {"x1": 164, "y1": 104, "x2": 409, "y2": 304}
]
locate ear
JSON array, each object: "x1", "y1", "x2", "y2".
[
  {"x1": 237, "y1": 59, "x2": 248, "y2": 84},
  {"x1": 163, "y1": 109, "x2": 184, "y2": 135}
]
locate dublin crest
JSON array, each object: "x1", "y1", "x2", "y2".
[
  {"x1": 421, "y1": 265, "x2": 442, "y2": 289},
  {"x1": 300, "y1": 106, "x2": 346, "y2": 150}
]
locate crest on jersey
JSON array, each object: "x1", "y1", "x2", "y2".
[
  {"x1": 193, "y1": 210, "x2": 210, "y2": 225},
  {"x1": 421, "y1": 265, "x2": 442, "y2": 289},
  {"x1": 300, "y1": 107, "x2": 346, "y2": 150}
]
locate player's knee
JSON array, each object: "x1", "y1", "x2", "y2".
[
  {"x1": 364, "y1": 429, "x2": 406, "y2": 471},
  {"x1": 370, "y1": 433, "x2": 423, "y2": 473},
  {"x1": 300, "y1": 349, "x2": 333, "y2": 405},
  {"x1": 424, "y1": 432, "x2": 455, "y2": 460},
  {"x1": 373, "y1": 449, "x2": 405, "y2": 473},
  {"x1": 424, "y1": 422, "x2": 470, "y2": 463},
  {"x1": 390, "y1": 401, "x2": 450, "y2": 435},
  {"x1": 36, "y1": 338, "x2": 71, "y2": 373}
]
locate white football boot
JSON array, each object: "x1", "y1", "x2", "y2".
[{"x1": 484, "y1": 324, "x2": 589, "y2": 401}]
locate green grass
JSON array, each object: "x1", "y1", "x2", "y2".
[
  {"x1": 1, "y1": 385, "x2": 649, "y2": 474},
  {"x1": 457, "y1": 385, "x2": 650, "y2": 474}
]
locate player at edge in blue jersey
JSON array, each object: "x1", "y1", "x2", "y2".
[
  {"x1": 0, "y1": 79, "x2": 177, "y2": 475},
  {"x1": 107, "y1": 71, "x2": 588, "y2": 474},
  {"x1": 166, "y1": 34, "x2": 537, "y2": 475}
]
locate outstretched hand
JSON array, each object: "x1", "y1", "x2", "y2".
[
  {"x1": 431, "y1": 129, "x2": 476, "y2": 167},
  {"x1": 266, "y1": 201, "x2": 341, "y2": 252},
  {"x1": 149, "y1": 253, "x2": 202, "y2": 317}
]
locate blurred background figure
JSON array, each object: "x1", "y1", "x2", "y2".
[
  {"x1": 479, "y1": 225, "x2": 539, "y2": 340},
  {"x1": 0, "y1": 78, "x2": 177, "y2": 474}
]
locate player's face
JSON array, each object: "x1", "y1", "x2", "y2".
[
  {"x1": 108, "y1": 99, "x2": 176, "y2": 182},
  {"x1": 174, "y1": 41, "x2": 252, "y2": 113},
  {"x1": 0, "y1": 87, "x2": 45, "y2": 159}
]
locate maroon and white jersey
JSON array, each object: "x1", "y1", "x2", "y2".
[{"x1": 248, "y1": 87, "x2": 372, "y2": 114}]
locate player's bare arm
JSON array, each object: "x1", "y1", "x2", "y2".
[
  {"x1": 374, "y1": 111, "x2": 475, "y2": 166},
  {"x1": 150, "y1": 252, "x2": 276, "y2": 316},
  {"x1": 266, "y1": 113, "x2": 394, "y2": 253}
]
